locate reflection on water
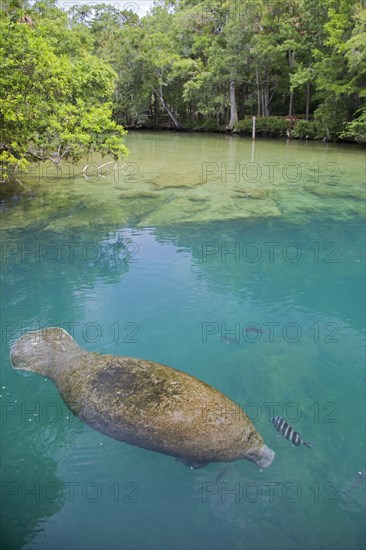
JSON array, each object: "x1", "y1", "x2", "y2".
[
  {"x1": 1, "y1": 132, "x2": 365, "y2": 230},
  {"x1": 0, "y1": 133, "x2": 365, "y2": 550}
]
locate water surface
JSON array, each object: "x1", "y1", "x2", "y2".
[{"x1": 1, "y1": 132, "x2": 365, "y2": 549}]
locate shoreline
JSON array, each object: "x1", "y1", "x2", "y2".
[
  {"x1": 123, "y1": 125, "x2": 366, "y2": 148},
  {"x1": 122, "y1": 123, "x2": 364, "y2": 145}
]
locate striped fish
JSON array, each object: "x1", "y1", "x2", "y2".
[{"x1": 272, "y1": 416, "x2": 312, "y2": 449}]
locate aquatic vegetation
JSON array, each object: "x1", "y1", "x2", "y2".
[{"x1": 1, "y1": 134, "x2": 364, "y2": 231}]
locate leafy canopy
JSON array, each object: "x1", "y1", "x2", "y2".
[{"x1": 0, "y1": 0, "x2": 127, "y2": 181}]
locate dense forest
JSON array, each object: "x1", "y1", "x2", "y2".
[{"x1": 1, "y1": 0, "x2": 365, "y2": 181}]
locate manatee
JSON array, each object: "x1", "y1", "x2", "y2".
[{"x1": 10, "y1": 328, "x2": 275, "y2": 469}]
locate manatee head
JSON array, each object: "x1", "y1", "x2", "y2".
[
  {"x1": 244, "y1": 444, "x2": 275, "y2": 469},
  {"x1": 10, "y1": 327, "x2": 78, "y2": 378}
]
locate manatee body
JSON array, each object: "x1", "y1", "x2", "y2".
[{"x1": 10, "y1": 328, "x2": 275, "y2": 468}]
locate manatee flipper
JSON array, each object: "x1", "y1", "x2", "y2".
[
  {"x1": 175, "y1": 458, "x2": 209, "y2": 469},
  {"x1": 10, "y1": 328, "x2": 275, "y2": 469}
]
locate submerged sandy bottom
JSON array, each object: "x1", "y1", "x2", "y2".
[{"x1": 1, "y1": 133, "x2": 365, "y2": 232}]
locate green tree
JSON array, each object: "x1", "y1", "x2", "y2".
[
  {"x1": 341, "y1": 3, "x2": 366, "y2": 142},
  {"x1": 313, "y1": 0, "x2": 365, "y2": 138},
  {"x1": 2, "y1": 0, "x2": 363, "y2": 151},
  {"x1": 0, "y1": 1, "x2": 127, "y2": 182}
]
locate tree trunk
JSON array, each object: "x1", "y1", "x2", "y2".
[
  {"x1": 228, "y1": 80, "x2": 238, "y2": 129},
  {"x1": 263, "y1": 84, "x2": 270, "y2": 116},
  {"x1": 153, "y1": 92, "x2": 159, "y2": 127},
  {"x1": 305, "y1": 82, "x2": 310, "y2": 121},
  {"x1": 154, "y1": 86, "x2": 180, "y2": 129},
  {"x1": 241, "y1": 86, "x2": 247, "y2": 119},
  {"x1": 264, "y1": 90, "x2": 270, "y2": 117},
  {"x1": 255, "y1": 66, "x2": 261, "y2": 116},
  {"x1": 288, "y1": 51, "x2": 295, "y2": 117},
  {"x1": 288, "y1": 92, "x2": 294, "y2": 117},
  {"x1": 261, "y1": 68, "x2": 270, "y2": 117}
]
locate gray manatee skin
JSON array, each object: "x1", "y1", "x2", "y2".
[{"x1": 10, "y1": 328, "x2": 275, "y2": 468}]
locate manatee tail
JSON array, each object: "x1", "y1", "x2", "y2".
[{"x1": 303, "y1": 441, "x2": 314, "y2": 449}]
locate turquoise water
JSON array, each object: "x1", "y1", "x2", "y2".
[{"x1": 1, "y1": 133, "x2": 365, "y2": 549}]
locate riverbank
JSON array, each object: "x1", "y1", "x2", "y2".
[{"x1": 123, "y1": 116, "x2": 365, "y2": 143}]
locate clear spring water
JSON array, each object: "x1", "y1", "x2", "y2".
[{"x1": 1, "y1": 132, "x2": 365, "y2": 549}]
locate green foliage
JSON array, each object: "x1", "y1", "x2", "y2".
[
  {"x1": 234, "y1": 117, "x2": 289, "y2": 137},
  {"x1": 290, "y1": 120, "x2": 323, "y2": 140},
  {"x1": 1, "y1": 0, "x2": 364, "y2": 168},
  {"x1": 340, "y1": 107, "x2": 366, "y2": 143},
  {"x1": 0, "y1": 1, "x2": 127, "y2": 181},
  {"x1": 54, "y1": 0, "x2": 364, "y2": 141},
  {"x1": 314, "y1": 98, "x2": 349, "y2": 140},
  {"x1": 313, "y1": 1, "x2": 365, "y2": 137}
]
